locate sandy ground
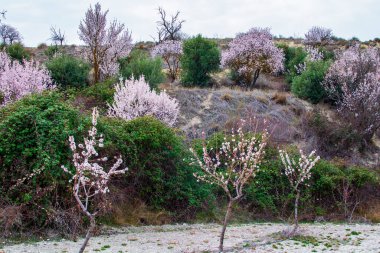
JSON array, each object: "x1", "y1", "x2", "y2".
[{"x1": 2, "y1": 223, "x2": 380, "y2": 253}]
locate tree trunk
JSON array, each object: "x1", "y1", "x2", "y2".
[
  {"x1": 219, "y1": 199, "x2": 234, "y2": 253},
  {"x1": 293, "y1": 190, "x2": 300, "y2": 234},
  {"x1": 78, "y1": 215, "x2": 96, "y2": 253},
  {"x1": 249, "y1": 69, "x2": 260, "y2": 90}
]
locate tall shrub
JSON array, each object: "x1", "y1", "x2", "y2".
[
  {"x1": 180, "y1": 35, "x2": 220, "y2": 86},
  {"x1": 46, "y1": 55, "x2": 90, "y2": 89}
]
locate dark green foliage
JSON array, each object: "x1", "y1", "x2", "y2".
[
  {"x1": 119, "y1": 49, "x2": 164, "y2": 90},
  {"x1": 45, "y1": 55, "x2": 90, "y2": 89},
  {"x1": 291, "y1": 60, "x2": 331, "y2": 103},
  {"x1": 81, "y1": 78, "x2": 116, "y2": 106},
  {"x1": 181, "y1": 35, "x2": 221, "y2": 86},
  {"x1": 0, "y1": 92, "x2": 85, "y2": 230},
  {"x1": 98, "y1": 116, "x2": 211, "y2": 211},
  {"x1": 277, "y1": 44, "x2": 307, "y2": 84},
  {"x1": 5, "y1": 43, "x2": 30, "y2": 62},
  {"x1": 44, "y1": 45, "x2": 59, "y2": 59}
]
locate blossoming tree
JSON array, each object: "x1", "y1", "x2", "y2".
[
  {"x1": 190, "y1": 125, "x2": 268, "y2": 252},
  {"x1": 79, "y1": 2, "x2": 132, "y2": 83},
  {"x1": 151, "y1": 40, "x2": 182, "y2": 82},
  {"x1": 221, "y1": 27, "x2": 284, "y2": 90},
  {"x1": 0, "y1": 51, "x2": 52, "y2": 105},
  {"x1": 323, "y1": 45, "x2": 380, "y2": 143},
  {"x1": 108, "y1": 76, "x2": 179, "y2": 126},
  {"x1": 279, "y1": 149, "x2": 320, "y2": 235},
  {"x1": 62, "y1": 107, "x2": 127, "y2": 253},
  {"x1": 304, "y1": 26, "x2": 333, "y2": 46}
]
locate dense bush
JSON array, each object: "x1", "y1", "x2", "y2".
[
  {"x1": 44, "y1": 45, "x2": 60, "y2": 59},
  {"x1": 0, "y1": 92, "x2": 85, "y2": 233},
  {"x1": 291, "y1": 60, "x2": 331, "y2": 103},
  {"x1": 45, "y1": 55, "x2": 90, "y2": 89},
  {"x1": 180, "y1": 35, "x2": 220, "y2": 86},
  {"x1": 97, "y1": 116, "x2": 210, "y2": 212},
  {"x1": 119, "y1": 49, "x2": 164, "y2": 90},
  {"x1": 277, "y1": 44, "x2": 307, "y2": 84},
  {"x1": 5, "y1": 43, "x2": 30, "y2": 62},
  {"x1": 81, "y1": 78, "x2": 116, "y2": 106}
]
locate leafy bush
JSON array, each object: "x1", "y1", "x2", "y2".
[
  {"x1": 81, "y1": 78, "x2": 116, "y2": 106},
  {"x1": 98, "y1": 116, "x2": 211, "y2": 212},
  {"x1": 181, "y1": 35, "x2": 220, "y2": 86},
  {"x1": 119, "y1": 49, "x2": 164, "y2": 90},
  {"x1": 45, "y1": 55, "x2": 90, "y2": 89},
  {"x1": 44, "y1": 45, "x2": 59, "y2": 59},
  {"x1": 277, "y1": 44, "x2": 307, "y2": 84},
  {"x1": 0, "y1": 92, "x2": 85, "y2": 232},
  {"x1": 5, "y1": 43, "x2": 30, "y2": 62},
  {"x1": 291, "y1": 60, "x2": 331, "y2": 103}
]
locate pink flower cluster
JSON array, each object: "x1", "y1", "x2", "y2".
[
  {"x1": 190, "y1": 124, "x2": 268, "y2": 200},
  {"x1": 279, "y1": 149, "x2": 320, "y2": 189},
  {"x1": 62, "y1": 107, "x2": 127, "y2": 217},
  {"x1": 324, "y1": 45, "x2": 380, "y2": 139},
  {"x1": 108, "y1": 76, "x2": 179, "y2": 126},
  {"x1": 151, "y1": 40, "x2": 182, "y2": 82},
  {"x1": 221, "y1": 27, "x2": 284, "y2": 87},
  {"x1": 304, "y1": 26, "x2": 333, "y2": 46},
  {"x1": 0, "y1": 51, "x2": 52, "y2": 105}
]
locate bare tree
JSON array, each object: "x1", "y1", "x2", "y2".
[
  {"x1": 156, "y1": 7, "x2": 185, "y2": 42},
  {"x1": 0, "y1": 10, "x2": 6, "y2": 23},
  {"x1": 0, "y1": 24, "x2": 22, "y2": 44},
  {"x1": 50, "y1": 26, "x2": 65, "y2": 46}
]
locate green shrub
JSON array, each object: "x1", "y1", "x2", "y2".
[
  {"x1": 81, "y1": 78, "x2": 116, "y2": 106},
  {"x1": 291, "y1": 60, "x2": 331, "y2": 103},
  {"x1": 44, "y1": 45, "x2": 60, "y2": 59},
  {"x1": 98, "y1": 116, "x2": 211, "y2": 211},
  {"x1": 181, "y1": 35, "x2": 220, "y2": 86},
  {"x1": 119, "y1": 49, "x2": 164, "y2": 90},
  {"x1": 5, "y1": 43, "x2": 30, "y2": 62},
  {"x1": 46, "y1": 55, "x2": 90, "y2": 89},
  {"x1": 277, "y1": 44, "x2": 307, "y2": 84},
  {"x1": 0, "y1": 92, "x2": 85, "y2": 230}
]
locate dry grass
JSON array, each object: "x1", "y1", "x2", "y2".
[{"x1": 271, "y1": 92, "x2": 288, "y2": 105}]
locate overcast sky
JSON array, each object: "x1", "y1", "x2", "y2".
[{"x1": 1, "y1": 0, "x2": 379, "y2": 46}]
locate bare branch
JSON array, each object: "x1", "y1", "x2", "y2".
[
  {"x1": 50, "y1": 26, "x2": 65, "y2": 46},
  {"x1": 156, "y1": 7, "x2": 185, "y2": 42}
]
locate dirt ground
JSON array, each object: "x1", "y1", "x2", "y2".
[{"x1": 2, "y1": 222, "x2": 380, "y2": 252}]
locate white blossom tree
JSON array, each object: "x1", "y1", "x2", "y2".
[
  {"x1": 279, "y1": 149, "x2": 320, "y2": 235},
  {"x1": 151, "y1": 40, "x2": 182, "y2": 82},
  {"x1": 108, "y1": 76, "x2": 179, "y2": 126},
  {"x1": 0, "y1": 51, "x2": 52, "y2": 105},
  {"x1": 323, "y1": 45, "x2": 380, "y2": 143},
  {"x1": 304, "y1": 26, "x2": 333, "y2": 46},
  {"x1": 62, "y1": 108, "x2": 127, "y2": 253},
  {"x1": 78, "y1": 2, "x2": 132, "y2": 83},
  {"x1": 190, "y1": 124, "x2": 268, "y2": 252},
  {"x1": 221, "y1": 27, "x2": 284, "y2": 90}
]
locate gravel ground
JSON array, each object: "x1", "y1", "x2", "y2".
[{"x1": 2, "y1": 223, "x2": 380, "y2": 253}]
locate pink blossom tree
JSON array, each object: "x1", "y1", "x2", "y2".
[
  {"x1": 304, "y1": 26, "x2": 333, "y2": 46},
  {"x1": 0, "y1": 51, "x2": 52, "y2": 105},
  {"x1": 79, "y1": 2, "x2": 132, "y2": 83},
  {"x1": 221, "y1": 27, "x2": 284, "y2": 90},
  {"x1": 108, "y1": 76, "x2": 179, "y2": 126},
  {"x1": 323, "y1": 45, "x2": 380, "y2": 143},
  {"x1": 190, "y1": 124, "x2": 268, "y2": 252},
  {"x1": 151, "y1": 40, "x2": 182, "y2": 82},
  {"x1": 279, "y1": 149, "x2": 320, "y2": 235},
  {"x1": 62, "y1": 107, "x2": 127, "y2": 253}
]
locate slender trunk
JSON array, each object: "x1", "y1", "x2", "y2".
[
  {"x1": 249, "y1": 69, "x2": 260, "y2": 90},
  {"x1": 219, "y1": 199, "x2": 234, "y2": 253},
  {"x1": 78, "y1": 215, "x2": 96, "y2": 253},
  {"x1": 293, "y1": 190, "x2": 300, "y2": 234}
]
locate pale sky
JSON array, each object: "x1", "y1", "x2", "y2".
[{"x1": 1, "y1": 0, "x2": 379, "y2": 46}]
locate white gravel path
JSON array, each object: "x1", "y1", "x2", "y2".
[{"x1": 2, "y1": 223, "x2": 379, "y2": 253}]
